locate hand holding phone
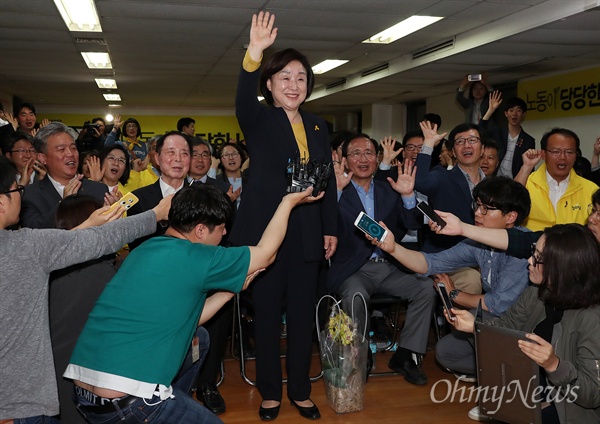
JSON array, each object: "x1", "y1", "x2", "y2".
[
  {"x1": 436, "y1": 282, "x2": 456, "y2": 321},
  {"x1": 102, "y1": 192, "x2": 139, "y2": 215},
  {"x1": 354, "y1": 211, "x2": 388, "y2": 242},
  {"x1": 416, "y1": 201, "x2": 446, "y2": 230},
  {"x1": 468, "y1": 74, "x2": 482, "y2": 82}
]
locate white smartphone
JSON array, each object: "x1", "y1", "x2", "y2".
[
  {"x1": 354, "y1": 211, "x2": 388, "y2": 242},
  {"x1": 468, "y1": 73, "x2": 482, "y2": 82},
  {"x1": 436, "y1": 282, "x2": 456, "y2": 321}
]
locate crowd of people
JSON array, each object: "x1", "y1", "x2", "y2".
[{"x1": 1, "y1": 9, "x2": 599, "y2": 424}]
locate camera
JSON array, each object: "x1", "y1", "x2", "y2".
[{"x1": 83, "y1": 122, "x2": 101, "y2": 130}]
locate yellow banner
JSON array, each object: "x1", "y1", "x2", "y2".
[{"x1": 517, "y1": 67, "x2": 600, "y2": 120}]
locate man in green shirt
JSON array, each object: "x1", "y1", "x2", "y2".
[{"x1": 65, "y1": 184, "x2": 321, "y2": 424}]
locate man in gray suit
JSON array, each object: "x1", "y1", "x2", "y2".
[{"x1": 20, "y1": 122, "x2": 108, "y2": 228}]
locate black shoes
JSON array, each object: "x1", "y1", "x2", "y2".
[
  {"x1": 197, "y1": 382, "x2": 226, "y2": 415},
  {"x1": 388, "y1": 353, "x2": 428, "y2": 386},
  {"x1": 259, "y1": 403, "x2": 281, "y2": 421},
  {"x1": 290, "y1": 398, "x2": 321, "y2": 420}
]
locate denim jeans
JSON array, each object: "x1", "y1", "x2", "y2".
[
  {"x1": 14, "y1": 417, "x2": 60, "y2": 424},
  {"x1": 74, "y1": 326, "x2": 216, "y2": 424}
]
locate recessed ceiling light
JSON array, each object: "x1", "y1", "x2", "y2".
[
  {"x1": 95, "y1": 78, "x2": 117, "y2": 89},
  {"x1": 81, "y1": 52, "x2": 112, "y2": 69},
  {"x1": 363, "y1": 16, "x2": 444, "y2": 44},
  {"x1": 103, "y1": 94, "x2": 121, "y2": 101},
  {"x1": 312, "y1": 60, "x2": 349, "y2": 75},
  {"x1": 53, "y1": 0, "x2": 102, "y2": 32},
  {"x1": 107, "y1": 104, "x2": 122, "y2": 108}
]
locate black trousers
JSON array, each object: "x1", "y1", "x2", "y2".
[{"x1": 252, "y1": 239, "x2": 319, "y2": 402}]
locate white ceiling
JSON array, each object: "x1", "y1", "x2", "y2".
[{"x1": 0, "y1": 0, "x2": 599, "y2": 115}]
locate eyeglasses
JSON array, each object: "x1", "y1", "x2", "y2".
[
  {"x1": 347, "y1": 150, "x2": 376, "y2": 160},
  {"x1": 106, "y1": 155, "x2": 127, "y2": 165},
  {"x1": 125, "y1": 124, "x2": 137, "y2": 129},
  {"x1": 404, "y1": 144, "x2": 423, "y2": 152},
  {"x1": 589, "y1": 204, "x2": 600, "y2": 219},
  {"x1": 10, "y1": 149, "x2": 36, "y2": 155},
  {"x1": 192, "y1": 152, "x2": 211, "y2": 159},
  {"x1": 454, "y1": 136, "x2": 481, "y2": 146},
  {"x1": 2, "y1": 185, "x2": 25, "y2": 196},
  {"x1": 221, "y1": 152, "x2": 240, "y2": 159},
  {"x1": 545, "y1": 148, "x2": 576, "y2": 157},
  {"x1": 530, "y1": 243, "x2": 544, "y2": 267},
  {"x1": 472, "y1": 200, "x2": 500, "y2": 215}
]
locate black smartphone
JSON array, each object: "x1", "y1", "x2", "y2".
[
  {"x1": 416, "y1": 201, "x2": 446, "y2": 230},
  {"x1": 354, "y1": 211, "x2": 389, "y2": 242},
  {"x1": 436, "y1": 282, "x2": 455, "y2": 321}
]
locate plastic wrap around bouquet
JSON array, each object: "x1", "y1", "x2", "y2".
[
  {"x1": 316, "y1": 294, "x2": 368, "y2": 414},
  {"x1": 285, "y1": 155, "x2": 332, "y2": 197}
]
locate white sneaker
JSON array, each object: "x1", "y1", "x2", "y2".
[
  {"x1": 454, "y1": 373, "x2": 477, "y2": 383},
  {"x1": 468, "y1": 406, "x2": 494, "y2": 422}
]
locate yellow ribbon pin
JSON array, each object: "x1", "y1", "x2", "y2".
[{"x1": 314, "y1": 125, "x2": 320, "y2": 131}]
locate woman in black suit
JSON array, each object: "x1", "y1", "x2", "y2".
[{"x1": 229, "y1": 11, "x2": 337, "y2": 421}]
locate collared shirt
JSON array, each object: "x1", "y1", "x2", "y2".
[
  {"x1": 546, "y1": 170, "x2": 570, "y2": 211},
  {"x1": 421, "y1": 231, "x2": 530, "y2": 316},
  {"x1": 455, "y1": 164, "x2": 486, "y2": 196},
  {"x1": 47, "y1": 174, "x2": 66, "y2": 198},
  {"x1": 159, "y1": 177, "x2": 184, "y2": 198},
  {"x1": 187, "y1": 175, "x2": 208, "y2": 184},
  {"x1": 498, "y1": 132, "x2": 519, "y2": 178}
]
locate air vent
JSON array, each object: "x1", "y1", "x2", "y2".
[
  {"x1": 74, "y1": 37, "x2": 107, "y2": 45},
  {"x1": 361, "y1": 63, "x2": 389, "y2": 78},
  {"x1": 412, "y1": 38, "x2": 455, "y2": 60},
  {"x1": 326, "y1": 79, "x2": 346, "y2": 90}
]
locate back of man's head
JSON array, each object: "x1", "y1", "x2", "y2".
[
  {"x1": 177, "y1": 117, "x2": 195, "y2": 132},
  {"x1": 33, "y1": 122, "x2": 72, "y2": 154},
  {"x1": 473, "y1": 176, "x2": 531, "y2": 226},
  {"x1": 0, "y1": 156, "x2": 18, "y2": 193},
  {"x1": 169, "y1": 185, "x2": 233, "y2": 234}
]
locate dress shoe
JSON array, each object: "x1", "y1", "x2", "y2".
[
  {"x1": 388, "y1": 354, "x2": 428, "y2": 385},
  {"x1": 289, "y1": 398, "x2": 321, "y2": 420},
  {"x1": 196, "y1": 382, "x2": 226, "y2": 415},
  {"x1": 259, "y1": 402, "x2": 281, "y2": 421}
]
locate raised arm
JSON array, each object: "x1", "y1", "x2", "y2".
[
  {"x1": 368, "y1": 222, "x2": 429, "y2": 274},
  {"x1": 514, "y1": 149, "x2": 542, "y2": 186},
  {"x1": 247, "y1": 11, "x2": 278, "y2": 62}
]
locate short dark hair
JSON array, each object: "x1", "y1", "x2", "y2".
[
  {"x1": 402, "y1": 130, "x2": 424, "y2": 147},
  {"x1": 538, "y1": 224, "x2": 600, "y2": 309},
  {"x1": 99, "y1": 144, "x2": 131, "y2": 185},
  {"x1": 341, "y1": 133, "x2": 378, "y2": 157},
  {"x1": 156, "y1": 131, "x2": 193, "y2": 155},
  {"x1": 15, "y1": 102, "x2": 36, "y2": 116},
  {"x1": 330, "y1": 130, "x2": 355, "y2": 152},
  {"x1": 472, "y1": 176, "x2": 531, "y2": 226},
  {"x1": 504, "y1": 97, "x2": 527, "y2": 112},
  {"x1": 423, "y1": 113, "x2": 442, "y2": 128},
  {"x1": 4, "y1": 132, "x2": 34, "y2": 154},
  {"x1": 482, "y1": 137, "x2": 499, "y2": 151},
  {"x1": 218, "y1": 142, "x2": 246, "y2": 163},
  {"x1": 54, "y1": 194, "x2": 102, "y2": 230},
  {"x1": 540, "y1": 128, "x2": 580, "y2": 150},
  {"x1": 121, "y1": 118, "x2": 142, "y2": 138},
  {"x1": 92, "y1": 117, "x2": 106, "y2": 126},
  {"x1": 592, "y1": 188, "x2": 600, "y2": 207},
  {"x1": 260, "y1": 48, "x2": 315, "y2": 105},
  {"x1": 169, "y1": 184, "x2": 233, "y2": 233},
  {"x1": 447, "y1": 123, "x2": 483, "y2": 150},
  {"x1": 177, "y1": 117, "x2": 195, "y2": 132},
  {"x1": 0, "y1": 156, "x2": 18, "y2": 196},
  {"x1": 190, "y1": 136, "x2": 212, "y2": 153}
]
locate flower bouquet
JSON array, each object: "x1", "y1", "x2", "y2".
[{"x1": 316, "y1": 294, "x2": 368, "y2": 413}]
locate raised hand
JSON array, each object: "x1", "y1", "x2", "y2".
[
  {"x1": 332, "y1": 150, "x2": 352, "y2": 191},
  {"x1": 33, "y1": 160, "x2": 47, "y2": 180},
  {"x1": 227, "y1": 185, "x2": 242, "y2": 203},
  {"x1": 40, "y1": 118, "x2": 50, "y2": 128},
  {"x1": 419, "y1": 120, "x2": 447, "y2": 149},
  {"x1": 113, "y1": 114, "x2": 122, "y2": 130},
  {"x1": 0, "y1": 111, "x2": 18, "y2": 130},
  {"x1": 380, "y1": 136, "x2": 403, "y2": 166},
  {"x1": 86, "y1": 155, "x2": 103, "y2": 181},
  {"x1": 387, "y1": 158, "x2": 415, "y2": 196},
  {"x1": 63, "y1": 174, "x2": 83, "y2": 197},
  {"x1": 488, "y1": 90, "x2": 502, "y2": 112},
  {"x1": 522, "y1": 149, "x2": 542, "y2": 168},
  {"x1": 248, "y1": 11, "x2": 278, "y2": 60}
]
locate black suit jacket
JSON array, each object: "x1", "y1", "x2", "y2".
[
  {"x1": 327, "y1": 180, "x2": 421, "y2": 293},
  {"x1": 480, "y1": 121, "x2": 535, "y2": 177},
  {"x1": 20, "y1": 176, "x2": 108, "y2": 228},
  {"x1": 414, "y1": 153, "x2": 475, "y2": 252},
  {"x1": 127, "y1": 180, "x2": 165, "y2": 250},
  {"x1": 229, "y1": 65, "x2": 337, "y2": 262}
]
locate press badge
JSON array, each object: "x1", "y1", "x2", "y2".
[{"x1": 192, "y1": 336, "x2": 200, "y2": 363}]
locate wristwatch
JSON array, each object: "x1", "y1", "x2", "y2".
[{"x1": 449, "y1": 289, "x2": 461, "y2": 301}]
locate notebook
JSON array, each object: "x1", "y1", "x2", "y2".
[{"x1": 474, "y1": 301, "x2": 542, "y2": 424}]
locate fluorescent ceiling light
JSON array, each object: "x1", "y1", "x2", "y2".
[
  {"x1": 108, "y1": 104, "x2": 122, "y2": 108},
  {"x1": 95, "y1": 78, "x2": 117, "y2": 89},
  {"x1": 81, "y1": 52, "x2": 112, "y2": 69},
  {"x1": 103, "y1": 94, "x2": 121, "y2": 101},
  {"x1": 363, "y1": 16, "x2": 444, "y2": 44},
  {"x1": 53, "y1": 0, "x2": 102, "y2": 32},
  {"x1": 312, "y1": 60, "x2": 349, "y2": 75}
]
